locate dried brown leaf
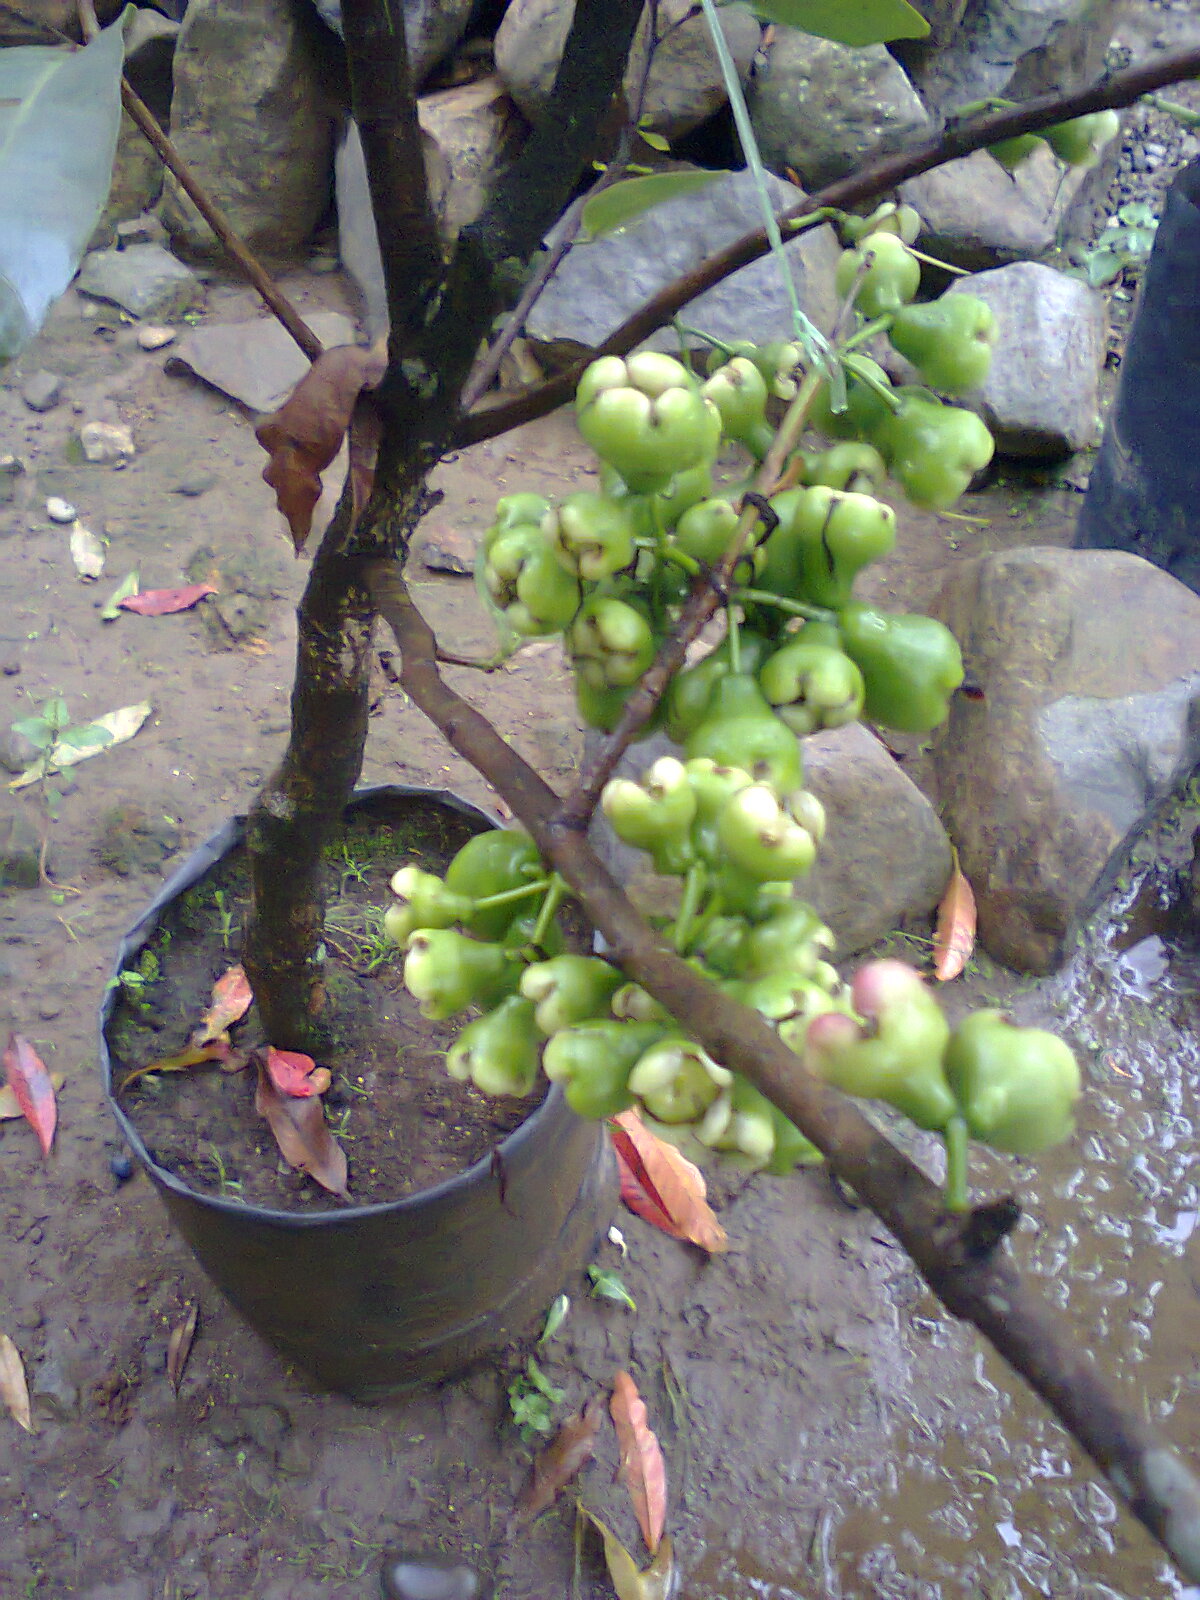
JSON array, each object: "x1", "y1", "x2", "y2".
[
  {"x1": 610, "y1": 1371, "x2": 667, "y2": 1555},
  {"x1": 3, "y1": 1033, "x2": 57, "y2": 1158},
  {"x1": 119, "y1": 1042, "x2": 231, "y2": 1093},
  {"x1": 511, "y1": 1396, "x2": 604, "y2": 1529},
  {"x1": 255, "y1": 344, "x2": 386, "y2": 553},
  {"x1": 193, "y1": 964, "x2": 254, "y2": 1046},
  {"x1": 167, "y1": 1302, "x2": 199, "y2": 1394},
  {"x1": 0, "y1": 1332, "x2": 33, "y2": 1434},
  {"x1": 933, "y1": 849, "x2": 976, "y2": 982},
  {"x1": 254, "y1": 1061, "x2": 348, "y2": 1199},
  {"x1": 610, "y1": 1110, "x2": 727, "y2": 1254}
]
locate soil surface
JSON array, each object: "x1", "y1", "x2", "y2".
[{"x1": 3, "y1": 18, "x2": 1200, "y2": 1600}]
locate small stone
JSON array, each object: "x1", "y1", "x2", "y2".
[
  {"x1": 110, "y1": 1153, "x2": 135, "y2": 1184},
  {"x1": 77, "y1": 243, "x2": 203, "y2": 322},
  {"x1": 420, "y1": 525, "x2": 475, "y2": 575},
  {"x1": 116, "y1": 214, "x2": 165, "y2": 249},
  {"x1": 21, "y1": 371, "x2": 63, "y2": 413},
  {"x1": 307, "y1": 252, "x2": 340, "y2": 274},
  {"x1": 80, "y1": 421, "x2": 136, "y2": 464},
  {"x1": 46, "y1": 496, "x2": 77, "y2": 523},
  {"x1": 1, "y1": 660, "x2": 19, "y2": 676},
  {"x1": 171, "y1": 470, "x2": 217, "y2": 498},
  {"x1": 14, "y1": 1304, "x2": 44, "y2": 1331},
  {"x1": 0, "y1": 453, "x2": 26, "y2": 477},
  {"x1": 38, "y1": 1000, "x2": 62, "y2": 1021},
  {"x1": 0, "y1": 728, "x2": 39, "y2": 774},
  {"x1": 137, "y1": 324, "x2": 177, "y2": 351},
  {"x1": 381, "y1": 1553, "x2": 484, "y2": 1600},
  {"x1": 0, "y1": 795, "x2": 44, "y2": 886},
  {"x1": 32, "y1": 1345, "x2": 80, "y2": 1419}
]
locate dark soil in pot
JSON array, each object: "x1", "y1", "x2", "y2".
[{"x1": 109, "y1": 790, "x2": 547, "y2": 1212}]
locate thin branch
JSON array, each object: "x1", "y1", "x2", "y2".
[
  {"x1": 367, "y1": 556, "x2": 1200, "y2": 1584},
  {"x1": 454, "y1": 44, "x2": 1200, "y2": 449}
]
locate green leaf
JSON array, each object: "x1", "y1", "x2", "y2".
[
  {"x1": 525, "y1": 1357, "x2": 566, "y2": 1403},
  {"x1": 100, "y1": 570, "x2": 140, "y2": 621},
  {"x1": 637, "y1": 129, "x2": 671, "y2": 153},
  {"x1": 57, "y1": 721, "x2": 115, "y2": 752},
  {"x1": 581, "y1": 172, "x2": 725, "y2": 240},
  {"x1": 577, "y1": 1506, "x2": 676, "y2": 1600},
  {"x1": 748, "y1": 0, "x2": 929, "y2": 45},
  {"x1": 0, "y1": 10, "x2": 128, "y2": 361},
  {"x1": 539, "y1": 1293, "x2": 570, "y2": 1344},
  {"x1": 9, "y1": 717, "x2": 53, "y2": 750},
  {"x1": 587, "y1": 1265, "x2": 637, "y2": 1311}
]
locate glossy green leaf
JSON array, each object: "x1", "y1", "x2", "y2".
[
  {"x1": 539, "y1": 1293, "x2": 570, "y2": 1343},
  {"x1": 0, "y1": 11, "x2": 128, "y2": 361},
  {"x1": 587, "y1": 1265, "x2": 637, "y2": 1311},
  {"x1": 582, "y1": 172, "x2": 726, "y2": 240},
  {"x1": 748, "y1": 0, "x2": 929, "y2": 45}
]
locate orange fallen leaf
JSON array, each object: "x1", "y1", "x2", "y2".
[
  {"x1": 933, "y1": 848, "x2": 976, "y2": 982},
  {"x1": 167, "y1": 1302, "x2": 199, "y2": 1394},
  {"x1": 0, "y1": 1333, "x2": 33, "y2": 1434},
  {"x1": 511, "y1": 1397, "x2": 604, "y2": 1530},
  {"x1": 0, "y1": 1072, "x2": 63, "y2": 1120},
  {"x1": 192, "y1": 965, "x2": 254, "y2": 1046},
  {"x1": 118, "y1": 583, "x2": 217, "y2": 616},
  {"x1": 3, "y1": 1033, "x2": 57, "y2": 1158},
  {"x1": 261, "y1": 1045, "x2": 332, "y2": 1099},
  {"x1": 610, "y1": 1110, "x2": 727, "y2": 1254},
  {"x1": 254, "y1": 1060, "x2": 348, "y2": 1199},
  {"x1": 119, "y1": 1041, "x2": 232, "y2": 1093},
  {"x1": 255, "y1": 343, "x2": 387, "y2": 553},
  {"x1": 610, "y1": 1371, "x2": 667, "y2": 1555}
]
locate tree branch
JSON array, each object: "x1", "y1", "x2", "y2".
[
  {"x1": 367, "y1": 556, "x2": 1200, "y2": 1584},
  {"x1": 454, "y1": 44, "x2": 1200, "y2": 449}
]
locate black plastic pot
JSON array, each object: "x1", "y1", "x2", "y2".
[
  {"x1": 100, "y1": 785, "x2": 617, "y2": 1401},
  {"x1": 1075, "y1": 157, "x2": 1200, "y2": 590}
]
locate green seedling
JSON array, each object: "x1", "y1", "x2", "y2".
[{"x1": 507, "y1": 1355, "x2": 565, "y2": 1442}]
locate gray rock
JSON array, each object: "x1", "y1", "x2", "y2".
[
  {"x1": 77, "y1": 245, "x2": 203, "y2": 322},
  {"x1": 163, "y1": 0, "x2": 336, "y2": 259},
  {"x1": 913, "y1": 0, "x2": 1117, "y2": 111},
  {"x1": 931, "y1": 547, "x2": 1200, "y2": 974},
  {"x1": 117, "y1": 215, "x2": 168, "y2": 250},
  {"x1": 802, "y1": 723, "x2": 953, "y2": 956},
  {"x1": 496, "y1": 0, "x2": 761, "y2": 141},
  {"x1": 945, "y1": 262, "x2": 1104, "y2": 456},
  {"x1": 0, "y1": 795, "x2": 44, "y2": 885},
  {"x1": 308, "y1": 0, "x2": 476, "y2": 86},
  {"x1": 419, "y1": 76, "x2": 526, "y2": 243},
  {"x1": 0, "y1": 727, "x2": 40, "y2": 774},
  {"x1": 165, "y1": 311, "x2": 358, "y2": 414},
  {"x1": 526, "y1": 168, "x2": 842, "y2": 359},
  {"x1": 900, "y1": 144, "x2": 1093, "y2": 270},
  {"x1": 171, "y1": 470, "x2": 217, "y2": 498},
  {"x1": 32, "y1": 1340, "x2": 80, "y2": 1419},
  {"x1": 749, "y1": 31, "x2": 930, "y2": 192},
  {"x1": 80, "y1": 422, "x2": 136, "y2": 464},
  {"x1": 21, "y1": 371, "x2": 63, "y2": 413}
]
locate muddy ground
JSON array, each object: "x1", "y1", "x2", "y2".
[{"x1": 3, "y1": 28, "x2": 1200, "y2": 1600}]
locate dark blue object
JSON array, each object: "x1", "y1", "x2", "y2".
[
  {"x1": 1076, "y1": 159, "x2": 1200, "y2": 591},
  {"x1": 110, "y1": 1152, "x2": 135, "y2": 1184}
]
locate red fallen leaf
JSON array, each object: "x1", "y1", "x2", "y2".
[
  {"x1": 166, "y1": 1301, "x2": 198, "y2": 1395},
  {"x1": 609, "y1": 1110, "x2": 727, "y2": 1254},
  {"x1": 610, "y1": 1371, "x2": 667, "y2": 1555},
  {"x1": 262, "y1": 1045, "x2": 332, "y2": 1098},
  {"x1": 192, "y1": 965, "x2": 254, "y2": 1046},
  {"x1": 255, "y1": 342, "x2": 387, "y2": 554},
  {"x1": 254, "y1": 1060, "x2": 348, "y2": 1198},
  {"x1": 3, "y1": 1034, "x2": 56, "y2": 1158},
  {"x1": 510, "y1": 1396, "x2": 604, "y2": 1530},
  {"x1": 119, "y1": 1041, "x2": 232, "y2": 1093},
  {"x1": 933, "y1": 848, "x2": 976, "y2": 982},
  {"x1": 119, "y1": 583, "x2": 217, "y2": 616}
]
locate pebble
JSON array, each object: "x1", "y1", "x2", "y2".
[
  {"x1": 171, "y1": 470, "x2": 217, "y2": 498},
  {"x1": 138, "y1": 325, "x2": 177, "y2": 351},
  {"x1": 80, "y1": 421, "x2": 136, "y2": 464},
  {"x1": 110, "y1": 1153, "x2": 135, "y2": 1184},
  {"x1": 46, "y1": 496, "x2": 78, "y2": 523},
  {"x1": 381, "y1": 1553, "x2": 485, "y2": 1600},
  {"x1": 22, "y1": 370, "x2": 63, "y2": 413}
]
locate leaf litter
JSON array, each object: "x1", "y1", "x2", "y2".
[
  {"x1": 576, "y1": 1506, "x2": 677, "y2": 1600},
  {"x1": 254, "y1": 1057, "x2": 348, "y2": 1198},
  {"x1": 0, "y1": 1333, "x2": 33, "y2": 1434},
  {"x1": 610, "y1": 1371, "x2": 667, "y2": 1555},
  {"x1": 3, "y1": 1032, "x2": 57, "y2": 1157},
  {"x1": 609, "y1": 1110, "x2": 727, "y2": 1253},
  {"x1": 933, "y1": 847, "x2": 977, "y2": 982},
  {"x1": 510, "y1": 1396, "x2": 604, "y2": 1530},
  {"x1": 166, "y1": 1302, "x2": 199, "y2": 1394},
  {"x1": 192, "y1": 964, "x2": 254, "y2": 1045}
]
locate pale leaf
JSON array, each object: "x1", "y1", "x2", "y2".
[
  {"x1": 9, "y1": 702, "x2": 152, "y2": 789},
  {"x1": 0, "y1": 1332, "x2": 33, "y2": 1434},
  {"x1": 510, "y1": 1397, "x2": 604, "y2": 1529},
  {"x1": 610, "y1": 1371, "x2": 667, "y2": 1555},
  {"x1": 610, "y1": 1110, "x2": 727, "y2": 1254},
  {"x1": 577, "y1": 1506, "x2": 677, "y2": 1600},
  {"x1": 167, "y1": 1301, "x2": 198, "y2": 1394},
  {"x1": 254, "y1": 1061, "x2": 348, "y2": 1199},
  {"x1": 69, "y1": 520, "x2": 105, "y2": 579},
  {"x1": 933, "y1": 849, "x2": 976, "y2": 982},
  {"x1": 192, "y1": 965, "x2": 254, "y2": 1046}
]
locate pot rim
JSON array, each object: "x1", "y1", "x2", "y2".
[{"x1": 100, "y1": 781, "x2": 574, "y2": 1228}]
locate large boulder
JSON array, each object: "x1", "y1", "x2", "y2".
[
  {"x1": 910, "y1": 0, "x2": 1120, "y2": 111},
  {"x1": 525, "y1": 168, "x2": 842, "y2": 360},
  {"x1": 495, "y1": 0, "x2": 762, "y2": 142},
  {"x1": 749, "y1": 31, "x2": 930, "y2": 192},
  {"x1": 162, "y1": 0, "x2": 336, "y2": 260},
  {"x1": 931, "y1": 548, "x2": 1200, "y2": 974},
  {"x1": 306, "y1": 0, "x2": 476, "y2": 86}
]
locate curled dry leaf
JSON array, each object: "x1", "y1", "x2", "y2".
[
  {"x1": 261, "y1": 1045, "x2": 332, "y2": 1098},
  {"x1": 610, "y1": 1371, "x2": 667, "y2": 1555},
  {"x1": 167, "y1": 1301, "x2": 199, "y2": 1394},
  {"x1": 0, "y1": 1332, "x2": 34, "y2": 1434},
  {"x1": 118, "y1": 583, "x2": 217, "y2": 616},
  {"x1": 255, "y1": 342, "x2": 387, "y2": 553},
  {"x1": 610, "y1": 1110, "x2": 727, "y2": 1254},
  {"x1": 933, "y1": 849, "x2": 976, "y2": 982},
  {"x1": 3, "y1": 1033, "x2": 56, "y2": 1158},
  {"x1": 192, "y1": 964, "x2": 254, "y2": 1046},
  {"x1": 511, "y1": 1396, "x2": 604, "y2": 1531},
  {"x1": 254, "y1": 1060, "x2": 348, "y2": 1199},
  {"x1": 577, "y1": 1506, "x2": 677, "y2": 1600},
  {"x1": 119, "y1": 1041, "x2": 232, "y2": 1093}
]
